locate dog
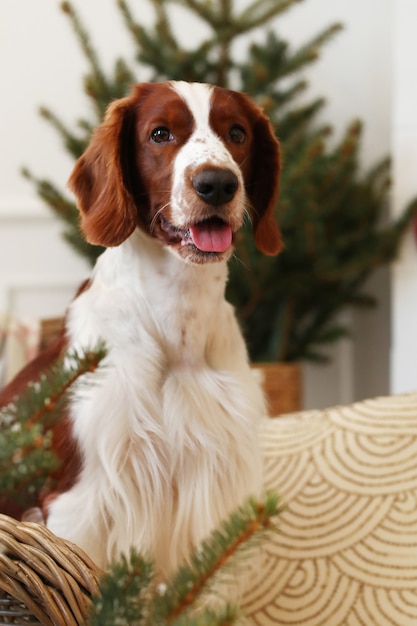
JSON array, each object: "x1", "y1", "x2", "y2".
[{"x1": 0, "y1": 81, "x2": 282, "y2": 575}]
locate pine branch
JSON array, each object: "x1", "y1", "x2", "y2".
[
  {"x1": 152, "y1": 0, "x2": 184, "y2": 50},
  {"x1": 278, "y1": 23, "x2": 343, "y2": 78},
  {"x1": 118, "y1": 0, "x2": 160, "y2": 59},
  {"x1": 38, "y1": 107, "x2": 88, "y2": 159},
  {"x1": 151, "y1": 493, "x2": 282, "y2": 623},
  {"x1": 286, "y1": 274, "x2": 369, "y2": 361},
  {"x1": 168, "y1": 0, "x2": 219, "y2": 27},
  {"x1": 21, "y1": 169, "x2": 79, "y2": 225},
  {"x1": 277, "y1": 97, "x2": 327, "y2": 142},
  {"x1": 21, "y1": 168, "x2": 103, "y2": 265},
  {"x1": 60, "y1": 2, "x2": 110, "y2": 103},
  {"x1": 88, "y1": 493, "x2": 283, "y2": 626},
  {"x1": 238, "y1": 0, "x2": 307, "y2": 34},
  {"x1": 0, "y1": 344, "x2": 107, "y2": 503},
  {"x1": 239, "y1": 32, "x2": 289, "y2": 96},
  {"x1": 120, "y1": 0, "x2": 223, "y2": 84},
  {"x1": 62, "y1": 2, "x2": 134, "y2": 117},
  {"x1": 89, "y1": 552, "x2": 153, "y2": 626},
  {"x1": 63, "y1": 230, "x2": 104, "y2": 266}
]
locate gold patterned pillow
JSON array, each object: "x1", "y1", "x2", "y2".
[{"x1": 242, "y1": 393, "x2": 417, "y2": 625}]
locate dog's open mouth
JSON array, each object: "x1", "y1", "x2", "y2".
[{"x1": 159, "y1": 215, "x2": 233, "y2": 254}]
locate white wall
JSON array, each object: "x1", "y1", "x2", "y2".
[
  {"x1": 272, "y1": 0, "x2": 395, "y2": 406},
  {"x1": 1, "y1": 0, "x2": 413, "y2": 408},
  {"x1": 391, "y1": 0, "x2": 417, "y2": 395}
]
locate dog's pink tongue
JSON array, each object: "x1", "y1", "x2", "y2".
[{"x1": 190, "y1": 222, "x2": 232, "y2": 253}]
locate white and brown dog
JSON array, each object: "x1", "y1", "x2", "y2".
[{"x1": 1, "y1": 81, "x2": 282, "y2": 575}]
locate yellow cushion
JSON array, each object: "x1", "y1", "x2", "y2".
[{"x1": 242, "y1": 393, "x2": 417, "y2": 625}]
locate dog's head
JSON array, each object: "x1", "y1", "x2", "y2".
[{"x1": 68, "y1": 81, "x2": 282, "y2": 264}]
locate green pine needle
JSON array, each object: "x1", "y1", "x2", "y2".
[
  {"x1": 88, "y1": 493, "x2": 283, "y2": 626},
  {"x1": 89, "y1": 552, "x2": 153, "y2": 626},
  {"x1": 0, "y1": 343, "x2": 107, "y2": 503},
  {"x1": 150, "y1": 493, "x2": 283, "y2": 623}
]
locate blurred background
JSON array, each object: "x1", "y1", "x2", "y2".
[{"x1": 0, "y1": 0, "x2": 416, "y2": 411}]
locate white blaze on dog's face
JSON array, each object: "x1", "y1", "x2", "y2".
[
  {"x1": 136, "y1": 81, "x2": 255, "y2": 264},
  {"x1": 168, "y1": 82, "x2": 247, "y2": 260},
  {"x1": 68, "y1": 81, "x2": 282, "y2": 264}
]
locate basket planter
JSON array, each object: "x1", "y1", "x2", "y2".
[
  {"x1": 0, "y1": 514, "x2": 102, "y2": 626},
  {"x1": 253, "y1": 362, "x2": 302, "y2": 416}
]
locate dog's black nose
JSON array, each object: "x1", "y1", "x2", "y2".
[{"x1": 192, "y1": 168, "x2": 238, "y2": 206}]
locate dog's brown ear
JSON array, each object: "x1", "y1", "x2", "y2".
[
  {"x1": 68, "y1": 95, "x2": 139, "y2": 247},
  {"x1": 239, "y1": 96, "x2": 283, "y2": 256}
]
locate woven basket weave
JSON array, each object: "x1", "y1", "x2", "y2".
[
  {"x1": 0, "y1": 514, "x2": 102, "y2": 626},
  {"x1": 253, "y1": 362, "x2": 302, "y2": 416}
]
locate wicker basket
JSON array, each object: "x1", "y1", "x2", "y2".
[
  {"x1": 253, "y1": 362, "x2": 302, "y2": 416},
  {"x1": 0, "y1": 515, "x2": 102, "y2": 626},
  {"x1": 39, "y1": 319, "x2": 65, "y2": 351}
]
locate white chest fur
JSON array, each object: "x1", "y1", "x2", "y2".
[{"x1": 46, "y1": 230, "x2": 265, "y2": 573}]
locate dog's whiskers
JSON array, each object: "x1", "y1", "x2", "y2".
[
  {"x1": 243, "y1": 207, "x2": 253, "y2": 227},
  {"x1": 150, "y1": 202, "x2": 171, "y2": 233},
  {"x1": 239, "y1": 154, "x2": 250, "y2": 169},
  {"x1": 230, "y1": 252, "x2": 250, "y2": 271}
]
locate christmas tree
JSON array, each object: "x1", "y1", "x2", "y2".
[{"x1": 23, "y1": 0, "x2": 417, "y2": 363}]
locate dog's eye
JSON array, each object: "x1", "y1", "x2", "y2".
[
  {"x1": 229, "y1": 125, "x2": 246, "y2": 145},
  {"x1": 151, "y1": 127, "x2": 174, "y2": 144}
]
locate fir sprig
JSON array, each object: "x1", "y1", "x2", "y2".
[
  {"x1": 88, "y1": 552, "x2": 153, "y2": 626},
  {"x1": 0, "y1": 343, "x2": 107, "y2": 503},
  {"x1": 88, "y1": 493, "x2": 283, "y2": 626},
  {"x1": 154, "y1": 493, "x2": 282, "y2": 623}
]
